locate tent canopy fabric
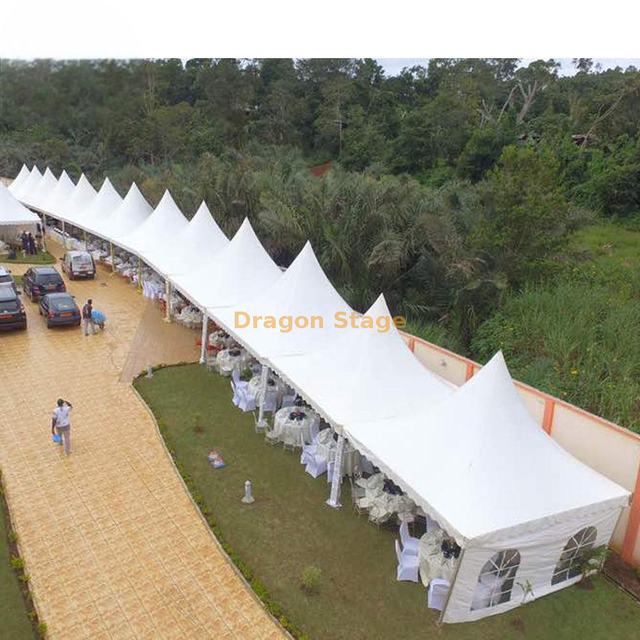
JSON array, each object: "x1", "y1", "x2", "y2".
[
  {"x1": 43, "y1": 170, "x2": 75, "y2": 216},
  {"x1": 215, "y1": 241, "x2": 355, "y2": 363},
  {"x1": 173, "y1": 218, "x2": 282, "y2": 311},
  {"x1": 77, "y1": 178, "x2": 123, "y2": 231},
  {"x1": 61, "y1": 174, "x2": 98, "y2": 225},
  {"x1": 118, "y1": 190, "x2": 188, "y2": 259},
  {"x1": 8, "y1": 165, "x2": 30, "y2": 195},
  {"x1": 347, "y1": 351, "x2": 629, "y2": 546},
  {"x1": 94, "y1": 182, "x2": 152, "y2": 244},
  {"x1": 14, "y1": 166, "x2": 42, "y2": 202},
  {"x1": 0, "y1": 181, "x2": 41, "y2": 226},
  {"x1": 269, "y1": 293, "x2": 455, "y2": 430},
  {"x1": 26, "y1": 167, "x2": 58, "y2": 210},
  {"x1": 142, "y1": 201, "x2": 228, "y2": 276}
]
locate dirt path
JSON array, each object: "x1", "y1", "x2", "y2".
[{"x1": 0, "y1": 241, "x2": 283, "y2": 639}]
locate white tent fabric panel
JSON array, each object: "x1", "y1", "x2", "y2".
[
  {"x1": 94, "y1": 182, "x2": 152, "y2": 244},
  {"x1": 25, "y1": 167, "x2": 58, "y2": 209},
  {"x1": 266, "y1": 293, "x2": 455, "y2": 430},
  {"x1": 0, "y1": 181, "x2": 41, "y2": 226},
  {"x1": 215, "y1": 241, "x2": 354, "y2": 362},
  {"x1": 76, "y1": 178, "x2": 123, "y2": 232},
  {"x1": 118, "y1": 190, "x2": 188, "y2": 259},
  {"x1": 443, "y1": 507, "x2": 622, "y2": 623},
  {"x1": 8, "y1": 165, "x2": 30, "y2": 195},
  {"x1": 61, "y1": 174, "x2": 98, "y2": 225},
  {"x1": 143, "y1": 201, "x2": 228, "y2": 276},
  {"x1": 43, "y1": 170, "x2": 75, "y2": 216},
  {"x1": 173, "y1": 218, "x2": 282, "y2": 311},
  {"x1": 347, "y1": 352, "x2": 629, "y2": 547},
  {"x1": 14, "y1": 166, "x2": 43, "y2": 202}
]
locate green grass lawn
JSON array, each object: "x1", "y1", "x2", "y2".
[
  {"x1": 135, "y1": 364, "x2": 640, "y2": 640},
  {"x1": 0, "y1": 478, "x2": 36, "y2": 639},
  {"x1": 0, "y1": 251, "x2": 56, "y2": 265},
  {"x1": 571, "y1": 222, "x2": 640, "y2": 269}
]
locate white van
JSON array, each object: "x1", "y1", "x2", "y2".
[{"x1": 60, "y1": 251, "x2": 96, "y2": 280}]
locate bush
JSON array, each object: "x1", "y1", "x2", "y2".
[{"x1": 301, "y1": 566, "x2": 322, "y2": 595}]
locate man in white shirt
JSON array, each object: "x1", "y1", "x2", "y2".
[{"x1": 52, "y1": 398, "x2": 73, "y2": 455}]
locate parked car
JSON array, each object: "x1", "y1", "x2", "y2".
[
  {"x1": 0, "y1": 266, "x2": 18, "y2": 293},
  {"x1": 60, "y1": 251, "x2": 96, "y2": 280},
  {"x1": 22, "y1": 267, "x2": 66, "y2": 302},
  {"x1": 0, "y1": 286, "x2": 26, "y2": 330},
  {"x1": 38, "y1": 292, "x2": 81, "y2": 329}
]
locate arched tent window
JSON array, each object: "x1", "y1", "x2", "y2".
[
  {"x1": 471, "y1": 549, "x2": 521, "y2": 611},
  {"x1": 551, "y1": 526, "x2": 597, "y2": 585}
]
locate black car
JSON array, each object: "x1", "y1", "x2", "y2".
[
  {"x1": 22, "y1": 267, "x2": 66, "y2": 302},
  {"x1": 39, "y1": 293, "x2": 81, "y2": 329},
  {"x1": 0, "y1": 287, "x2": 27, "y2": 330}
]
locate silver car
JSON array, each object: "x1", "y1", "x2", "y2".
[{"x1": 60, "y1": 251, "x2": 96, "y2": 280}]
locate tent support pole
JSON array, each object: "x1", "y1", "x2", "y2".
[
  {"x1": 137, "y1": 258, "x2": 142, "y2": 293},
  {"x1": 256, "y1": 365, "x2": 269, "y2": 429},
  {"x1": 61, "y1": 220, "x2": 67, "y2": 249},
  {"x1": 199, "y1": 315, "x2": 208, "y2": 364},
  {"x1": 41, "y1": 213, "x2": 47, "y2": 252},
  {"x1": 437, "y1": 548, "x2": 465, "y2": 626},
  {"x1": 83, "y1": 229, "x2": 88, "y2": 250},
  {"x1": 164, "y1": 280, "x2": 172, "y2": 323},
  {"x1": 109, "y1": 242, "x2": 115, "y2": 275},
  {"x1": 326, "y1": 434, "x2": 345, "y2": 508}
]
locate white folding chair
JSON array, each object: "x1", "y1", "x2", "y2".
[
  {"x1": 395, "y1": 540, "x2": 419, "y2": 582},
  {"x1": 399, "y1": 521, "x2": 420, "y2": 556},
  {"x1": 428, "y1": 578, "x2": 450, "y2": 610}
]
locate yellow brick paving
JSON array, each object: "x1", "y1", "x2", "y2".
[{"x1": 0, "y1": 242, "x2": 284, "y2": 639}]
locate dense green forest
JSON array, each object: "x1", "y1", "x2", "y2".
[{"x1": 1, "y1": 58, "x2": 639, "y2": 429}]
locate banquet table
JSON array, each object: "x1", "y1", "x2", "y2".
[
  {"x1": 216, "y1": 348, "x2": 247, "y2": 376},
  {"x1": 273, "y1": 406, "x2": 319, "y2": 445},
  {"x1": 355, "y1": 473, "x2": 415, "y2": 522},
  {"x1": 247, "y1": 376, "x2": 286, "y2": 405},
  {"x1": 418, "y1": 529, "x2": 458, "y2": 587},
  {"x1": 209, "y1": 330, "x2": 234, "y2": 350},
  {"x1": 315, "y1": 429, "x2": 362, "y2": 477}
]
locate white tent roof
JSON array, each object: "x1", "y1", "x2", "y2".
[
  {"x1": 26, "y1": 167, "x2": 58, "y2": 210},
  {"x1": 76, "y1": 178, "x2": 123, "y2": 232},
  {"x1": 42, "y1": 170, "x2": 75, "y2": 216},
  {"x1": 93, "y1": 182, "x2": 152, "y2": 244},
  {"x1": 15, "y1": 166, "x2": 43, "y2": 202},
  {"x1": 216, "y1": 241, "x2": 355, "y2": 362},
  {"x1": 347, "y1": 351, "x2": 629, "y2": 546},
  {"x1": 173, "y1": 218, "x2": 281, "y2": 311},
  {"x1": 63, "y1": 174, "x2": 98, "y2": 225},
  {"x1": 118, "y1": 190, "x2": 188, "y2": 260},
  {"x1": 142, "y1": 201, "x2": 228, "y2": 276},
  {"x1": 8, "y1": 165, "x2": 30, "y2": 195},
  {"x1": 0, "y1": 181, "x2": 41, "y2": 226},
  {"x1": 269, "y1": 294, "x2": 454, "y2": 429}
]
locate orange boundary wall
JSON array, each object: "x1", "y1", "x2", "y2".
[{"x1": 403, "y1": 332, "x2": 640, "y2": 567}]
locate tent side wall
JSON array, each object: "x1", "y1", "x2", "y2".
[
  {"x1": 0, "y1": 222, "x2": 38, "y2": 241},
  {"x1": 442, "y1": 504, "x2": 624, "y2": 623}
]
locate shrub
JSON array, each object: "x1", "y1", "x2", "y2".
[{"x1": 301, "y1": 566, "x2": 322, "y2": 595}]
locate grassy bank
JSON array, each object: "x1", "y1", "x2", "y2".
[
  {"x1": 0, "y1": 251, "x2": 56, "y2": 265},
  {"x1": 135, "y1": 364, "x2": 640, "y2": 640}
]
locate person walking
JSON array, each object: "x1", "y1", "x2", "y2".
[
  {"x1": 27, "y1": 232, "x2": 36, "y2": 255},
  {"x1": 52, "y1": 398, "x2": 73, "y2": 455},
  {"x1": 82, "y1": 299, "x2": 97, "y2": 336},
  {"x1": 20, "y1": 230, "x2": 28, "y2": 254}
]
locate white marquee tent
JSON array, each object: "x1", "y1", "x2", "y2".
[
  {"x1": 43, "y1": 170, "x2": 75, "y2": 215},
  {"x1": 13, "y1": 166, "x2": 42, "y2": 201},
  {"x1": 94, "y1": 182, "x2": 152, "y2": 243},
  {"x1": 142, "y1": 201, "x2": 228, "y2": 276},
  {"x1": 0, "y1": 181, "x2": 41, "y2": 239},
  {"x1": 118, "y1": 190, "x2": 187, "y2": 259},
  {"x1": 347, "y1": 352, "x2": 630, "y2": 622},
  {"x1": 25, "y1": 167, "x2": 58, "y2": 210},
  {"x1": 60, "y1": 174, "x2": 97, "y2": 225},
  {"x1": 269, "y1": 294, "x2": 455, "y2": 430},
  {"x1": 172, "y1": 218, "x2": 282, "y2": 311},
  {"x1": 78, "y1": 178, "x2": 123, "y2": 231},
  {"x1": 7, "y1": 164, "x2": 30, "y2": 195}
]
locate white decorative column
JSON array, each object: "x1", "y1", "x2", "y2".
[
  {"x1": 256, "y1": 364, "x2": 269, "y2": 428},
  {"x1": 326, "y1": 434, "x2": 346, "y2": 508},
  {"x1": 164, "y1": 279, "x2": 172, "y2": 323},
  {"x1": 199, "y1": 315, "x2": 208, "y2": 364}
]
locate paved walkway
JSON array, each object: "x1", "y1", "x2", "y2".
[{"x1": 0, "y1": 242, "x2": 283, "y2": 639}]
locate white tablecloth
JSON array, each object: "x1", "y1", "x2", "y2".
[
  {"x1": 418, "y1": 529, "x2": 457, "y2": 587},
  {"x1": 208, "y1": 331, "x2": 233, "y2": 350},
  {"x1": 315, "y1": 430, "x2": 362, "y2": 477},
  {"x1": 216, "y1": 348, "x2": 247, "y2": 376},
  {"x1": 355, "y1": 473, "x2": 415, "y2": 522},
  {"x1": 247, "y1": 376, "x2": 285, "y2": 405},
  {"x1": 273, "y1": 407, "x2": 319, "y2": 445}
]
